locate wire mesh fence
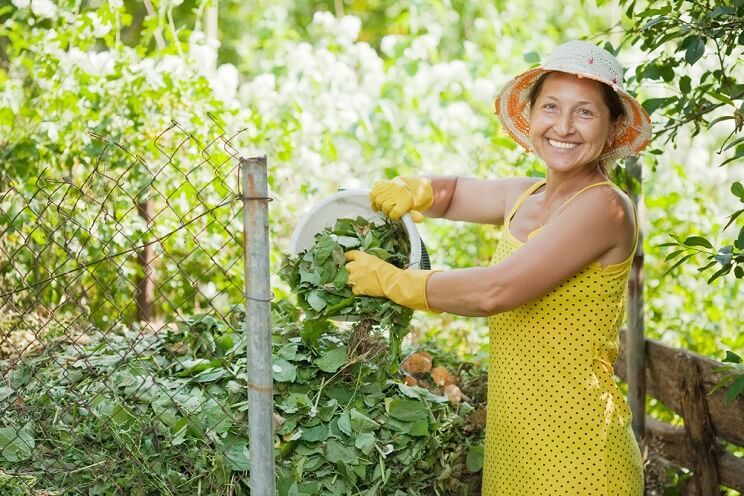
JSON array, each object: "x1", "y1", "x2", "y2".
[{"x1": 0, "y1": 121, "x2": 261, "y2": 494}]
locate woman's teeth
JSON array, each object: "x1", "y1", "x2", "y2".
[{"x1": 547, "y1": 139, "x2": 578, "y2": 150}]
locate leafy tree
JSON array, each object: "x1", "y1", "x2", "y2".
[{"x1": 617, "y1": 0, "x2": 744, "y2": 282}]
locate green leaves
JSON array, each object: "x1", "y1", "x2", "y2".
[
  {"x1": 711, "y1": 351, "x2": 744, "y2": 404},
  {"x1": 315, "y1": 347, "x2": 347, "y2": 373},
  {"x1": 280, "y1": 216, "x2": 411, "y2": 323},
  {"x1": 273, "y1": 357, "x2": 298, "y2": 382},
  {"x1": 0, "y1": 423, "x2": 34, "y2": 462},
  {"x1": 681, "y1": 36, "x2": 705, "y2": 65},
  {"x1": 0, "y1": 302, "x2": 487, "y2": 494},
  {"x1": 466, "y1": 444, "x2": 484, "y2": 472},
  {"x1": 388, "y1": 399, "x2": 429, "y2": 422},
  {"x1": 280, "y1": 216, "x2": 415, "y2": 370}
]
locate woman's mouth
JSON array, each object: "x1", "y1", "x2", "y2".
[{"x1": 546, "y1": 138, "x2": 579, "y2": 150}]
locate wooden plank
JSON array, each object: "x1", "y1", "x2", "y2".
[
  {"x1": 645, "y1": 418, "x2": 744, "y2": 492},
  {"x1": 615, "y1": 330, "x2": 744, "y2": 446},
  {"x1": 677, "y1": 354, "x2": 720, "y2": 495}
]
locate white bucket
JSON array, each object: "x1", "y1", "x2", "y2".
[{"x1": 289, "y1": 189, "x2": 422, "y2": 270}]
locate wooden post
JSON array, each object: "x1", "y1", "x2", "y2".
[
  {"x1": 626, "y1": 156, "x2": 646, "y2": 442},
  {"x1": 678, "y1": 353, "x2": 720, "y2": 495},
  {"x1": 136, "y1": 199, "x2": 154, "y2": 323}
]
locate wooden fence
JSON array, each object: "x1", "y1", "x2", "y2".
[{"x1": 615, "y1": 330, "x2": 744, "y2": 495}]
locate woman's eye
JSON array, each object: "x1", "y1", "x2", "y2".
[
  {"x1": 543, "y1": 103, "x2": 556, "y2": 110},
  {"x1": 578, "y1": 108, "x2": 594, "y2": 117}
]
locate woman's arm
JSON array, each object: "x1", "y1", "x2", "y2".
[
  {"x1": 424, "y1": 188, "x2": 632, "y2": 315},
  {"x1": 425, "y1": 176, "x2": 541, "y2": 225}
]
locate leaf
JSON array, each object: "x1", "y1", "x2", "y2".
[
  {"x1": 679, "y1": 75, "x2": 691, "y2": 93},
  {"x1": 335, "y1": 235, "x2": 360, "y2": 248},
  {"x1": 306, "y1": 290, "x2": 327, "y2": 312},
  {"x1": 684, "y1": 37, "x2": 705, "y2": 65},
  {"x1": 0, "y1": 423, "x2": 34, "y2": 462},
  {"x1": 466, "y1": 445, "x2": 484, "y2": 472},
  {"x1": 708, "y1": 6, "x2": 735, "y2": 18},
  {"x1": 354, "y1": 432, "x2": 376, "y2": 455},
  {"x1": 192, "y1": 367, "x2": 228, "y2": 383},
  {"x1": 388, "y1": 399, "x2": 428, "y2": 422},
  {"x1": 315, "y1": 347, "x2": 347, "y2": 373},
  {"x1": 707, "y1": 263, "x2": 732, "y2": 283},
  {"x1": 324, "y1": 439, "x2": 357, "y2": 464},
  {"x1": 409, "y1": 419, "x2": 429, "y2": 436},
  {"x1": 720, "y1": 144, "x2": 744, "y2": 167},
  {"x1": 723, "y1": 351, "x2": 742, "y2": 364},
  {"x1": 273, "y1": 358, "x2": 298, "y2": 382},
  {"x1": 724, "y1": 136, "x2": 744, "y2": 152},
  {"x1": 301, "y1": 424, "x2": 329, "y2": 442},
  {"x1": 299, "y1": 268, "x2": 321, "y2": 285},
  {"x1": 222, "y1": 438, "x2": 251, "y2": 471},
  {"x1": 642, "y1": 97, "x2": 675, "y2": 114},
  {"x1": 723, "y1": 209, "x2": 744, "y2": 230},
  {"x1": 707, "y1": 115, "x2": 734, "y2": 129},
  {"x1": 337, "y1": 411, "x2": 353, "y2": 437},
  {"x1": 313, "y1": 237, "x2": 337, "y2": 263},
  {"x1": 349, "y1": 409, "x2": 379, "y2": 433},
  {"x1": 522, "y1": 51, "x2": 540, "y2": 64},
  {"x1": 683, "y1": 236, "x2": 713, "y2": 249},
  {"x1": 663, "y1": 253, "x2": 696, "y2": 277},
  {"x1": 664, "y1": 249, "x2": 686, "y2": 261},
  {"x1": 715, "y1": 246, "x2": 733, "y2": 265},
  {"x1": 302, "y1": 319, "x2": 331, "y2": 346},
  {"x1": 732, "y1": 182, "x2": 744, "y2": 200},
  {"x1": 725, "y1": 374, "x2": 744, "y2": 404}
]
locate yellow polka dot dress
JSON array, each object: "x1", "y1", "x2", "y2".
[{"x1": 482, "y1": 179, "x2": 644, "y2": 495}]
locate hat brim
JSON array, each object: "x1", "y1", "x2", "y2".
[{"x1": 494, "y1": 68, "x2": 652, "y2": 162}]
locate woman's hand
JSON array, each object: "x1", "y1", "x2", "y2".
[
  {"x1": 344, "y1": 250, "x2": 440, "y2": 312},
  {"x1": 369, "y1": 176, "x2": 433, "y2": 222}
]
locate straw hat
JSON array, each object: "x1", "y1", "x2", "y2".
[{"x1": 494, "y1": 40, "x2": 652, "y2": 163}]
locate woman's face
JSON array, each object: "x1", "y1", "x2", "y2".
[{"x1": 528, "y1": 72, "x2": 617, "y2": 173}]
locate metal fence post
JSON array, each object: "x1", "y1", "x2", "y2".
[
  {"x1": 626, "y1": 156, "x2": 646, "y2": 443},
  {"x1": 241, "y1": 156, "x2": 275, "y2": 495}
]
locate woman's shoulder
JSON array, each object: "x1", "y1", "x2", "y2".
[
  {"x1": 571, "y1": 182, "x2": 637, "y2": 260},
  {"x1": 504, "y1": 176, "x2": 546, "y2": 204}
]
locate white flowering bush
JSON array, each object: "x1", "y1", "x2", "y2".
[
  {"x1": 1, "y1": 0, "x2": 740, "y2": 362},
  {"x1": 0, "y1": 1, "x2": 741, "y2": 492}
]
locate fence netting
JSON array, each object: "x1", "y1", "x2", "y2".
[{"x1": 1, "y1": 122, "x2": 254, "y2": 494}]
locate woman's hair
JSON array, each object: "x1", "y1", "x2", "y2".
[{"x1": 527, "y1": 71, "x2": 626, "y2": 176}]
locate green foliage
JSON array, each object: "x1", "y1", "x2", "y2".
[
  {"x1": 657, "y1": 181, "x2": 744, "y2": 283},
  {"x1": 0, "y1": 302, "x2": 486, "y2": 495},
  {"x1": 280, "y1": 216, "x2": 414, "y2": 372},
  {"x1": 619, "y1": 0, "x2": 744, "y2": 281},
  {"x1": 710, "y1": 350, "x2": 744, "y2": 404}
]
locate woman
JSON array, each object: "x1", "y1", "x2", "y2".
[{"x1": 344, "y1": 40, "x2": 651, "y2": 495}]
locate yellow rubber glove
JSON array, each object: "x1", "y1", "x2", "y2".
[
  {"x1": 369, "y1": 176, "x2": 434, "y2": 223},
  {"x1": 344, "y1": 250, "x2": 441, "y2": 313}
]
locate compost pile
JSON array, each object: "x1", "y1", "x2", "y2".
[{"x1": 0, "y1": 218, "x2": 487, "y2": 496}]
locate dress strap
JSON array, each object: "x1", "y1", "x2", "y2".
[
  {"x1": 628, "y1": 196, "x2": 639, "y2": 259},
  {"x1": 555, "y1": 181, "x2": 614, "y2": 214},
  {"x1": 506, "y1": 179, "x2": 547, "y2": 226}
]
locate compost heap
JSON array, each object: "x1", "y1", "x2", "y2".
[{"x1": 0, "y1": 217, "x2": 487, "y2": 496}]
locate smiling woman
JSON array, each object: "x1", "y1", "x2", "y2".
[
  {"x1": 344, "y1": 40, "x2": 653, "y2": 496},
  {"x1": 527, "y1": 71, "x2": 626, "y2": 177}
]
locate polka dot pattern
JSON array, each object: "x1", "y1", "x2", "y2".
[{"x1": 482, "y1": 179, "x2": 644, "y2": 495}]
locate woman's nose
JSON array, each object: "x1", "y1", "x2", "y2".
[{"x1": 553, "y1": 113, "x2": 575, "y2": 136}]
